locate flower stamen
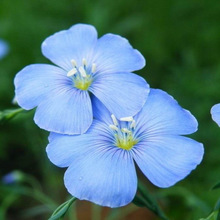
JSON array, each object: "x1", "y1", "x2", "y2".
[
  {"x1": 71, "y1": 59, "x2": 77, "y2": 67},
  {"x1": 67, "y1": 59, "x2": 93, "y2": 90},
  {"x1": 121, "y1": 128, "x2": 131, "y2": 133},
  {"x1": 130, "y1": 119, "x2": 136, "y2": 129},
  {"x1": 109, "y1": 115, "x2": 138, "y2": 150},
  {"x1": 67, "y1": 68, "x2": 78, "y2": 77},
  {"x1": 109, "y1": 124, "x2": 118, "y2": 131},
  {"x1": 79, "y1": 66, "x2": 87, "y2": 77},
  {"x1": 92, "y1": 63, "x2": 96, "y2": 73},
  {"x1": 111, "y1": 114, "x2": 118, "y2": 126},
  {"x1": 120, "y1": 116, "x2": 133, "y2": 122},
  {"x1": 82, "y1": 58, "x2": 87, "y2": 66}
]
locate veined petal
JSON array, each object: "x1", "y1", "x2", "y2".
[
  {"x1": 48, "y1": 119, "x2": 112, "y2": 142},
  {"x1": 132, "y1": 135, "x2": 204, "y2": 188},
  {"x1": 93, "y1": 34, "x2": 145, "y2": 74},
  {"x1": 14, "y1": 64, "x2": 69, "y2": 110},
  {"x1": 34, "y1": 88, "x2": 92, "y2": 134},
  {"x1": 211, "y1": 104, "x2": 220, "y2": 126},
  {"x1": 90, "y1": 72, "x2": 149, "y2": 119},
  {"x1": 41, "y1": 24, "x2": 98, "y2": 71},
  {"x1": 91, "y1": 95, "x2": 113, "y2": 125},
  {"x1": 64, "y1": 141, "x2": 137, "y2": 207},
  {"x1": 47, "y1": 133, "x2": 110, "y2": 167},
  {"x1": 134, "y1": 89, "x2": 198, "y2": 137}
]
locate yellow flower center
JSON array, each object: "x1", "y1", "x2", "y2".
[
  {"x1": 67, "y1": 58, "x2": 96, "y2": 91},
  {"x1": 109, "y1": 115, "x2": 138, "y2": 151}
]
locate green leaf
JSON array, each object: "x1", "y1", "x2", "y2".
[
  {"x1": 0, "y1": 108, "x2": 24, "y2": 122},
  {"x1": 200, "y1": 198, "x2": 220, "y2": 220},
  {"x1": 212, "y1": 182, "x2": 220, "y2": 190},
  {"x1": 214, "y1": 199, "x2": 220, "y2": 211},
  {"x1": 132, "y1": 182, "x2": 169, "y2": 220},
  {"x1": 200, "y1": 210, "x2": 219, "y2": 220},
  {"x1": 132, "y1": 195, "x2": 149, "y2": 208},
  {"x1": 48, "y1": 197, "x2": 77, "y2": 220}
]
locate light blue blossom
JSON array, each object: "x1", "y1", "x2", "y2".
[
  {"x1": 211, "y1": 104, "x2": 220, "y2": 126},
  {"x1": 0, "y1": 39, "x2": 9, "y2": 60},
  {"x1": 46, "y1": 89, "x2": 204, "y2": 207},
  {"x1": 2, "y1": 171, "x2": 23, "y2": 184},
  {"x1": 14, "y1": 24, "x2": 149, "y2": 135}
]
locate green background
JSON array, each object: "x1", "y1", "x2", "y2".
[{"x1": 0, "y1": 0, "x2": 220, "y2": 219}]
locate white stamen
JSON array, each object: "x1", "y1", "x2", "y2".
[
  {"x1": 92, "y1": 63, "x2": 96, "y2": 73},
  {"x1": 111, "y1": 114, "x2": 118, "y2": 126},
  {"x1": 120, "y1": 116, "x2": 133, "y2": 122},
  {"x1": 71, "y1": 59, "x2": 77, "y2": 67},
  {"x1": 79, "y1": 66, "x2": 87, "y2": 77},
  {"x1": 130, "y1": 120, "x2": 136, "y2": 129},
  {"x1": 109, "y1": 124, "x2": 118, "y2": 131},
  {"x1": 67, "y1": 68, "x2": 78, "y2": 77},
  {"x1": 121, "y1": 128, "x2": 131, "y2": 133},
  {"x1": 82, "y1": 58, "x2": 87, "y2": 66}
]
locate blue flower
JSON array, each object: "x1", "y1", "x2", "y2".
[
  {"x1": 14, "y1": 24, "x2": 149, "y2": 135},
  {"x1": 211, "y1": 104, "x2": 220, "y2": 126},
  {"x1": 2, "y1": 171, "x2": 23, "y2": 184},
  {"x1": 46, "y1": 89, "x2": 204, "y2": 207},
  {"x1": 0, "y1": 39, "x2": 9, "y2": 60}
]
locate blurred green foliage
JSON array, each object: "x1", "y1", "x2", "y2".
[{"x1": 0, "y1": 0, "x2": 220, "y2": 219}]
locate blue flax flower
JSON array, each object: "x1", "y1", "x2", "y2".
[
  {"x1": 211, "y1": 104, "x2": 220, "y2": 126},
  {"x1": 0, "y1": 39, "x2": 9, "y2": 60},
  {"x1": 46, "y1": 89, "x2": 204, "y2": 207},
  {"x1": 14, "y1": 24, "x2": 149, "y2": 135}
]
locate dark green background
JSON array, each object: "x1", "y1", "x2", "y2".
[{"x1": 1, "y1": 0, "x2": 220, "y2": 219}]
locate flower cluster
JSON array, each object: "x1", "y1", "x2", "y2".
[{"x1": 14, "y1": 24, "x2": 204, "y2": 207}]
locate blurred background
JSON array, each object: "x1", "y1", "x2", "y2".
[{"x1": 0, "y1": 0, "x2": 220, "y2": 219}]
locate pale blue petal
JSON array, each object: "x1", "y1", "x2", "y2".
[
  {"x1": 91, "y1": 95, "x2": 112, "y2": 125},
  {"x1": 46, "y1": 134, "x2": 98, "y2": 167},
  {"x1": 34, "y1": 89, "x2": 92, "y2": 134},
  {"x1": 0, "y1": 39, "x2": 9, "y2": 59},
  {"x1": 14, "y1": 64, "x2": 68, "y2": 110},
  {"x1": 64, "y1": 141, "x2": 137, "y2": 207},
  {"x1": 211, "y1": 104, "x2": 220, "y2": 126},
  {"x1": 93, "y1": 34, "x2": 145, "y2": 74},
  {"x1": 134, "y1": 89, "x2": 198, "y2": 137},
  {"x1": 132, "y1": 135, "x2": 204, "y2": 188},
  {"x1": 47, "y1": 129, "x2": 137, "y2": 207},
  {"x1": 48, "y1": 119, "x2": 112, "y2": 142},
  {"x1": 90, "y1": 72, "x2": 149, "y2": 118},
  {"x1": 41, "y1": 24, "x2": 97, "y2": 71}
]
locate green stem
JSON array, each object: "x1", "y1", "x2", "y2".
[
  {"x1": 0, "y1": 108, "x2": 24, "y2": 122},
  {"x1": 133, "y1": 183, "x2": 169, "y2": 220}
]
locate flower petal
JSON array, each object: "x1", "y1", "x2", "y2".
[
  {"x1": 34, "y1": 88, "x2": 92, "y2": 134},
  {"x1": 47, "y1": 130, "x2": 137, "y2": 207},
  {"x1": 132, "y1": 135, "x2": 204, "y2": 188},
  {"x1": 14, "y1": 64, "x2": 68, "y2": 110},
  {"x1": 211, "y1": 104, "x2": 220, "y2": 126},
  {"x1": 0, "y1": 39, "x2": 9, "y2": 59},
  {"x1": 63, "y1": 138, "x2": 137, "y2": 207},
  {"x1": 47, "y1": 134, "x2": 93, "y2": 168},
  {"x1": 93, "y1": 34, "x2": 145, "y2": 74},
  {"x1": 134, "y1": 89, "x2": 198, "y2": 136},
  {"x1": 91, "y1": 95, "x2": 113, "y2": 125},
  {"x1": 90, "y1": 72, "x2": 149, "y2": 118},
  {"x1": 41, "y1": 24, "x2": 98, "y2": 71},
  {"x1": 48, "y1": 119, "x2": 112, "y2": 145}
]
